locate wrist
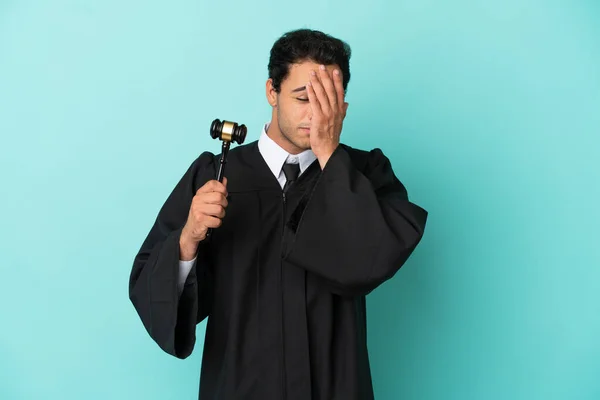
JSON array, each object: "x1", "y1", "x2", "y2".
[
  {"x1": 179, "y1": 228, "x2": 200, "y2": 261},
  {"x1": 318, "y1": 155, "x2": 331, "y2": 169},
  {"x1": 315, "y1": 146, "x2": 337, "y2": 169}
]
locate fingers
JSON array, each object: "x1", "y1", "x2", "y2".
[
  {"x1": 199, "y1": 191, "x2": 228, "y2": 207},
  {"x1": 332, "y1": 69, "x2": 345, "y2": 114},
  {"x1": 187, "y1": 196, "x2": 226, "y2": 237},
  {"x1": 197, "y1": 179, "x2": 228, "y2": 196},
  {"x1": 319, "y1": 65, "x2": 338, "y2": 112},
  {"x1": 202, "y1": 215, "x2": 223, "y2": 229},
  {"x1": 193, "y1": 181, "x2": 228, "y2": 219},
  {"x1": 342, "y1": 101, "x2": 349, "y2": 117},
  {"x1": 309, "y1": 66, "x2": 346, "y2": 118},
  {"x1": 198, "y1": 203, "x2": 226, "y2": 219},
  {"x1": 310, "y1": 68, "x2": 330, "y2": 113},
  {"x1": 306, "y1": 75, "x2": 321, "y2": 118},
  {"x1": 186, "y1": 178, "x2": 229, "y2": 239}
]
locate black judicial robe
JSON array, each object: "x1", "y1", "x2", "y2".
[{"x1": 129, "y1": 141, "x2": 428, "y2": 400}]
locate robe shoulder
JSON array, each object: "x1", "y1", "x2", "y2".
[{"x1": 337, "y1": 143, "x2": 412, "y2": 199}]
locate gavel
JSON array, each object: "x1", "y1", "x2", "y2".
[{"x1": 205, "y1": 118, "x2": 247, "y2": 239}]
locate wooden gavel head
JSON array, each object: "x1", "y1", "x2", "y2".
[{"x1": 210, "y1": 119, "x2": 247, "y2": 144}]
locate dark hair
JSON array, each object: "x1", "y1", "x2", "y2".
[{"x1": 268, "y1": 28, "x2": 351, "y2": 93}]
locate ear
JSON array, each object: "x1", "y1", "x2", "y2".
[{"x1": 266, "y1": 79, "x2": 278, "y2": 107}]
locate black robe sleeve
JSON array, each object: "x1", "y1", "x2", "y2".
[
  {"x1": 285, "y1": 146, "x2": 428, "y2": 297},
  {"x1": 128, "y1": 152, "x2": 216, "y2": 359}
]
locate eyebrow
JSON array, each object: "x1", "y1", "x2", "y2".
[{"x1": 291, "y1": 86, "x2": 307, "y2": 93}]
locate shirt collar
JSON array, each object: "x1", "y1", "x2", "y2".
[{"x1": 257, "y1": 122, "x2": 317, "y2": 178}]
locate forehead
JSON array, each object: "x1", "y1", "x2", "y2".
[{"x1": 283, "y1": 61, "x2": 340, "y2": 87}]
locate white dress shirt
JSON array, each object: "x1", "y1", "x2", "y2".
[{"x1": 177, "y1": 122, "x2": 317, "y2": 294}]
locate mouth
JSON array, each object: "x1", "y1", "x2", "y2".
[{"x1": 298, "y1": 127, "x2": 311, "y2": 133}]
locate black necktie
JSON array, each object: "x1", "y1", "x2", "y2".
[{"x1": 282, "y1": 162, "x2": 300, "y2": 193}]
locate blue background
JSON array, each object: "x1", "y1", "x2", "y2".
[{"x1": 1, "y1": 1, "x2": 599, "y2": 399}]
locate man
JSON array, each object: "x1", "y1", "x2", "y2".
[{"x1": 129, "y1": 28, "x2": 428, "y2": 400}]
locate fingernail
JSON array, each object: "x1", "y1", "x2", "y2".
[
  {"x1": 310, "y1": 70, "x2": 316, "y2": 76},
  {"x1": 319, "y1": 65, "x2": 326, "y2": 70},
  {"x1": 334, "y1": 69, "x2": 340, "y2": 75}
]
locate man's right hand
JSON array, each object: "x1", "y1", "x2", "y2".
[{"x1": 179, "y1": 178, "x2": 228, "y2": 260}]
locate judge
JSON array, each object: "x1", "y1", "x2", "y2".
[{"x1": 129, "y1": 28, "x2": 428, "y2": 400}]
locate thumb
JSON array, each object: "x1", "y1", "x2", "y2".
[{"x1": 223, "y1": 176, "x2": 228, "y2": 188}]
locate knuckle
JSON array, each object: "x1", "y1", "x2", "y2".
[{"x1": 193, "y1": 214, "x2": 202, "y2": 225}]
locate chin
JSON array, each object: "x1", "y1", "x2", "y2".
[
  {"x1": 283, "y1": 131, "x2": 311, "y2": 152},
  {"x1": 295, "y1": 136, "x2": 311, "y2": 147},
  {"x1": 292, "y1": 140, "x2": 311, "y2": 152}
]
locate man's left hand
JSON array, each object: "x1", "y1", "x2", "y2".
[{"x1": 306, "y1": 65, "x2": 349, "y2": 169}]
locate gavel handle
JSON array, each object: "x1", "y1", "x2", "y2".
[
  {"x1": 206, "y1": 141, "x2": 231, "y2": 239},
  {"x1": 215, "y1": 141, "x2": 230, "y2": 182}
]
